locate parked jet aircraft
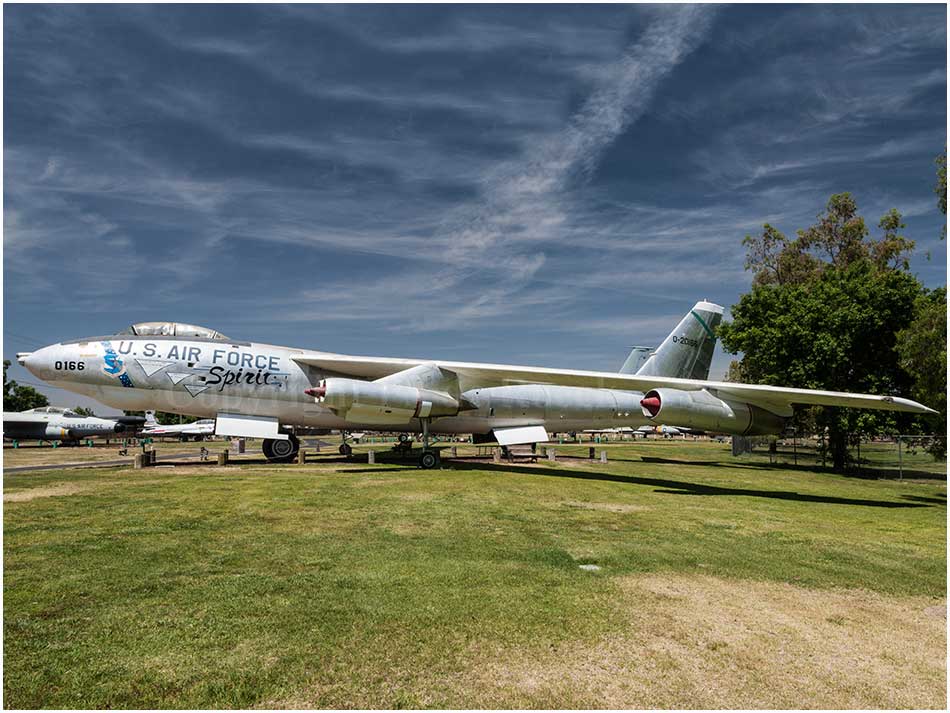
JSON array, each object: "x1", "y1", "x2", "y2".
[
  {"x1": 2, "y1": 406, "x2": 145, "y2": 442},
  {"x1": 141, "y1": 412, "x2": 216, "y2": 441},
  {"x1": 17, "y1": 303, "x2": 934, "y2": 467},
  {"x1": 636, "y1": 424, "x2": 687, "y2": 436}
]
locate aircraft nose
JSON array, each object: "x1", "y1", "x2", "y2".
[{"x1": 18, "y1": 344, "x2": 58, "y2": 379}]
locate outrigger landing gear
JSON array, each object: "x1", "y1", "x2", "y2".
[
  {"x1": 263, "y1": 434, "x2": 299, "y2": 463},
  {"x1": 418, "y1": 418, "x2": 439, "y2": 469},
  {"x1": 338, "y1": 431, "x2": 353, "y2": 457}
]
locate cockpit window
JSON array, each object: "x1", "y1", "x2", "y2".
[{"x1": 117, "y1": 322, "x2": 229, "y2": 340}]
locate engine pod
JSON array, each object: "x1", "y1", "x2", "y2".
[
  {"x1": 310, "y1": 377, "x2": 459, "y2": 425},
  {"x1": 640, "y1": 388, "x2": 785, "y2": 436}
]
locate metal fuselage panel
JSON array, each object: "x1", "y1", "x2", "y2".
[{"x1": 23, "y1": 336, "x2": 655, "y2": 435}]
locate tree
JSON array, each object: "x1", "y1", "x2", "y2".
[
  {"x1": 720, "y1": 194, "x2": 923, "y2": 471},
  {"x1": 72, "y1": 406, "x2": 96, "y2": 417},
  {"x1": 741, "y1": 194, "x2": 915, "y2": 288},
  {"x1": 3, "y1": 360, "x2": 49, "y2": 412},
  {"x1": 724, "y1": 359, "x2": 747, "y2": 383},
  {"x1": 936, "y1": 149, "x2": 946, "y2": 239},
  {"x1": 895, "y1": 286, "x2": 947, "y2": 457}
]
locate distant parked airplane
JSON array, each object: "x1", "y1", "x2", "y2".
[
  {"x1": 636, "y1": 424, "x2": 689, "y2": 436},
  {"x1": 140, "y1": 412, "x2": 216, "y2": 441},
  {"x1": 2, "y1": 406, "x2": 145, "y2": 442},
  {"x1": 17, "y1": 302, "x2": 934, "y2": 466}
]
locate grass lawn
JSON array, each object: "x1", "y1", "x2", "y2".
[{"x1": 4, "y1": 440, "x2": 946, "y2": 708}]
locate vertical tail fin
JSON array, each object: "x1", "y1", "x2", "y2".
[
  {"x1": 636, "y1": 301, "x2": 723, "y2": 380},
  {"x1": 619, "y1": 346, "x2": 653, "y2": 374},
  {"x1": 144, "y1": 410, "x2": 158, "y2": 427}
]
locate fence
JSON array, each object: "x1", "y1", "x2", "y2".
[{"x1": 735, "y1": 434, "x2": 946, "y2": 480}]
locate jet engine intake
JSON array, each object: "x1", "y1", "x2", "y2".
[
  {"x1": 639, "y1": 388, "x2": 785, "y2": 436},
  {"x1": 305, "y1": 378, "x2": 459, "y2": 425}
]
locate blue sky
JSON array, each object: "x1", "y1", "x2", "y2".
[{"x1": 4, "y1": 4, "x2": 947, "y2": 413}]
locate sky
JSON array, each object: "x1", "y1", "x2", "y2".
[{"x1": 4, "y1": 4, "x2": 947, "y2": 414}]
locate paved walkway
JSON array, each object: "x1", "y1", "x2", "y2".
[{"x1": 4, "y1": 451, "x2": 204, "y2": 474}]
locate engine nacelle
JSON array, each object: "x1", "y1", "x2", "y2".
[
  {"x1": 306, "y1": 378, "x2": 459, "y2": 425},
  {"x1": 640, "y1": 388, "x2": 785, "y2": 436},
  {"x1": 44, "y1": 426, "x2": 72, "y2": 440},
  {"x1": 462, "y1": 384, "x2": 643, "y2": 423}
]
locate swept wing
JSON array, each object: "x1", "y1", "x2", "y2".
[{"x1": 291, "y1": 353, "x2": 934, "y2": 416}]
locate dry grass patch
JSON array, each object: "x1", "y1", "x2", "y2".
[
  {"x1": 3, "y1": 483, "x2": 93, "y2": 502},
  {"x1": 348, "y1": 476, "x2": 414, "y2": 488},
  {"x1": 457, "y1": 574, "x2": 946, "y2": 709},
  {"x1": 3, "y1": 448, "x2": 131, "y2": 467},
  {"x1": 561, "y1": 500, "x2": 648, "y2": 514}
]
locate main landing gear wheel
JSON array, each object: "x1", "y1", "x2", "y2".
[
  {"x1": 398, "y1": 433, "x2": 410, "y2": 443},
  {"x1": 339, "y1": 443, "x2": 353, "y2": 457},
  {"x1": 263, "y1": 434, "x2": 299, "y2": 463},
  {"x1": 417, "y1": 417, "x2": 438, "y2": 469}
]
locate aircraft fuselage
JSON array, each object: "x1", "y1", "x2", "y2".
[{"x1": 20, "y1": 335, "x2": 652, "y2": 435}]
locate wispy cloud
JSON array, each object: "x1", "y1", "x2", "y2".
[
  {"x1": 3, "y1": 4, "x2": 945, "y2": 410},
  {"x1": 442, "y1": 7, "x2": 717, "y2": 264}
]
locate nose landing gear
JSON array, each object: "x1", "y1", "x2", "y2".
[{"x1": 262, "y1": 434, "x2": 299, "y2": 463}]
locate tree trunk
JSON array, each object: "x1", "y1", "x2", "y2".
[{"x1": 829, "y1": 424, "x2": 848, "y2": 472}]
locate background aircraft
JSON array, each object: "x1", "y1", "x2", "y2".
[
  {"x1": 635, "y1": 424, "x2": 692, "y2": 437},
  {"x1": 619, "y1": 346, "x2": 653, "y2": 374},
  {"x1": 2, "y1": 406, "x2": 145, "y2": 443},
  {"x1": 17, "y1": 301, "x2": 933, "y2": 467},
  {"x1": 140, "y1": 412, "x2": 216, "y2": 441}
]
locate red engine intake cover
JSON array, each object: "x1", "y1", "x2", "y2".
[{"x1": 640, "y1": 395, "x2": 661, "y2": 417}]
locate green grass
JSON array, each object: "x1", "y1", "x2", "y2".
[{"x1": 4, "y1": 440, "x2": 946, "y2": 708}]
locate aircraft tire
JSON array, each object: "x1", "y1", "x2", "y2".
[
  {"x1": 398, "y1": 433, "x2": 410, "y2": 443},
  {"x1": 419, "y1": 450, "x2": 438, "y2": 469},
  {"x1": 263, "y1": 435, "x2": 299, "y2": 463},
  {"x1": 339, "y1": 443, "x2": 353, "y2": 457}
]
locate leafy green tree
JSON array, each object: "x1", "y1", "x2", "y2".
[
  {"x1": 720, "y1": 194, "x2": 923, "y2": 471},
  {"x1": 72, "y1": 406, "x2": 96, "y2": 417},
  {"x1": 3, "y1": 360, "x2": 49, "y2": 412},
  {"x1": 895, "y1": 286, "x2": 947, "y2": 457}
]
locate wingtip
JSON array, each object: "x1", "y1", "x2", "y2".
[{"x1": 890, "y1": 396, "x2": 939, "y2": 415}]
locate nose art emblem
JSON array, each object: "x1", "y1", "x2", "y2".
[{"x1": 100, "y1": 341, "x2": 135, "y2": 387}]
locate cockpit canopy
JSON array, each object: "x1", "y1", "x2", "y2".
[
  {"x1": 117, "y1": 322, "x2": 229, "y2": 340},
  {"x1": 27, "y1": 406, "x2": 82, "y2": 418}
]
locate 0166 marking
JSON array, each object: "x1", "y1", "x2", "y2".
[{"x1": 54, "y1": 361, "x2": 85, "y2": 371}]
